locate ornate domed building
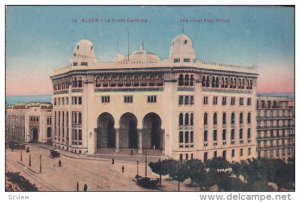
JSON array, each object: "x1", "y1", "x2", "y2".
[{"x1": 51, "y1": 33, "x2": 259, "y2": 161}]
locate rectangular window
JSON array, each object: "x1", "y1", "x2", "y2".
[
  {"x1": 214, "y1": 151, "x2": 217, "y2": 158},
  {"x1": 247, "y1": 98, "x2": 251, "y2": 105},
  {"x1": 213, "y1": 130, "x2": 217, "y2": 141},
  {"x1": 204, "y1": 130, "x2": 208, "y2": 142},
  {"x1": 232, "y1": 149, "x2": 235, "y2": 157},
  {"x1": 231, "y1": 129, "x2": 235, "y2": 140},
  {"x1": 213, "y1": 96, "x2": 218, "y2": 105},
  {"x1": 248, "y1": 148, "x2": 251, "y2": 156},
  {"x1": 147, "y1": 95, "x2": 157, "y2": 103},
  {"x1": 124, "y1": 95, "x2": 133, "y2": 103},
  {"x1": 179, "y1": 96, "x2": 183, "y2": 105},
  {"x1": 240, "y1": 148, "x2": 243, "y2": 156},
  {"x1": 222, "y1": 97, "x2": 227, "y2": 105},
  {"x1": 66, "y1": 97, "x2": 69, "y2": 105},
  {"x1": 78, "y1": 97, "x2": 82, "y2": 105},
  {"x1": 185, "y1": 131, "x2": 189, "y2": 143},
  {"x1": 179, "y1": 131, "x2": 184, "y2": 144},
  {"x1": 231, "y1": 97, "x2": 235, "y2": 105},
  {"x1": 101, "y1": 96, "x2": 110, "y2": 103},
  {"x1": 222, "y1": 129, "x2": 226, "y2": 140},
  {"x1": 239, "y1": 129, "x2": 243, "y2": 140},
  {"x1": 174, "y1": 58, "x2": 180, "y2": 63},
  {"x1": 239, "y1": 97, "x2": 244, "y2": 105},
  {"x1": 203, "y1": 96, "x2": 208, "y2": 105},
  {"x1": 190, "y1": 131, "x2": 194, "y2": 143},
  {"x1": 190, "y1": 96, "x2": 194, "y2": 105}
]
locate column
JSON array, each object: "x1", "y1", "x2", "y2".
[
  {"x1": 115, "y1": 129, "x2": 120, "y2": 152},
  {"x1": 138, "y1": 129, "x2": 143, "y2": 154}
]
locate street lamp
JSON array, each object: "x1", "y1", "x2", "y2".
[
  {"x1": 39, "y1": 155, "x2": 42, "y2": 173},
  {"x1": 28, "y1": 154, "x2": 31, "y2": 166},
  {"x1": 20, "y1": 148, "x2": 23, "y2": 161},
  {"x1": 136, "y1": 160, "x2": 139, "y2": 176}
]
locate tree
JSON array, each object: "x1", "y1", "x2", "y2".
[
  {"x1": 185, "y1": 159, "x2": 205, "y2": 185},
  {"x1": 149, "y1": 159, "x2": 177, "y2": 186},
  {"x1": 169, "y1": 161, "x2": 189, "y2": 191}
]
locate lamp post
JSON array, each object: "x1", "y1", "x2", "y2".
[
  {"x1": 28, "y1": 154, "x2": 31, "y2": 166},
  {"x1": 39, "y1": 155, "x2": 42, "y2": 173},
  {"x1": 136, "y1": 160, "x2": 139, "y2": 176},
  {"x1": 145, "y1": 148, "x2": 148, "y2": 177}
]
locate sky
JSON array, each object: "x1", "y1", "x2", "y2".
[{"x1": 6, "y1": 6, "x2": 294, "y2": 96}]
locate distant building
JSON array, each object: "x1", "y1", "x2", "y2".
[
  {"x1": 256, "y1": 96, "x2": 295, "y2": 161},
  {"x1": 5, "y1": 103, "x2": 53, "y2": 143},
  {"x1": 50, "y1": 33, "x2": 259, "y2": 161}
]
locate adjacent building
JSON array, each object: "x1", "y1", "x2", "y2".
[
  {"x1": 50, "y1": 33, "x2": 259, "y2": 161},
  {"x1": 5, "y1": 103, "x2": 53, "y2": 143},
  {"x1": 256, "y1": 96, "x2": 295, "y2": 161}
]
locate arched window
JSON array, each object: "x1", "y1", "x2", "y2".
[
  {"x1": 178, "y1": 74, "x2": 184, "y2": 86},
  {"x1": 103, "y1": 76, "x2": 108, "y2": 87},
  {"x1": 206, "y1": 76, "x2": 210, "y2": 87},
  {"x1": 242, "y1": 79, "x2": 245, "y2": 89},
  {"x1": 157, "y1": 75, "x2": 163, "y2": 86},
  {"x1": 141, "y1": 75, "x2": 147, "y2": 86},
  {"x1": 73, "y1": 77, "x2": 77, "y2": 88},
  {"x1": 221, "y1": 77, "x2": 225, "y2": 88},
  {"x1": 233, "y1": 78, "x2": 236, "y2": 88},
  {"x1": 125, "y1": 76, "x2": 131, "y2": 87},
  {"x1": 185, "y1": 113, "x2": 189, "y2": 125},
  {"x1": 250, "y1": 79, "x2": 253, "y2": 89},
  {"x1": 118, "y1": 76, "x2": 123, "y2": 87},
  {"x1": 202, "y1": 76, "x2": 206, "y2": 87},
  {"x1": 190, "y1": 75, "x2": 194, "y2": 86},
  {"x1": 77, "y1": 77, "x2": 82, "y2": 88},
  {"x1": 204, "y1": 113, "x2": 208, "y2": 125},
  {"x1": 239, "y1": 112, "x2": 243, "y2": 124},
  {"x1": 222, "y1": 112, "x2": 226, "y2": 125},
  {"x1": 247, "y1": 112, "x2": 251, "y2": 124},
  {"x1": 230, "y1": 78, "x2": 233, "y2": 88},
  {"x1": 149, "y1": 75, "x2": 155, "y2": 86},
  {"x1": 184, "y1": 74, "x2": 189, "y2": 86},
  {"x1": 212, "y1": 77, "x2": 216, "y2": 87},
  {"x1": 110, "y1": 76, "x2": 116, "y2": 87},
  {"x1": 213, "y1": 113, "x2": 217, "y2": 125},
  {"x1": 133, "y1": 75, "x2": 139, "y2": 86},
  {"x1": 190, "y1": 113, "x2": 194, "y2": 126},
  {"x1": 231, "y1": 112, "x2": 235, "y2": 125},
  {"x1": 179, "y1": 113, "x2": 183, "y2": 126},
  {"x1": 95, "y1": 76, "x2": 101, "y2": 87},
  {"x1": 216, "y1": 77, "x2": 219, "y2": 87}
]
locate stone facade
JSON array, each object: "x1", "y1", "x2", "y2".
[
  {"x1": 6, "y1": 103, "x2": 53, "y2": 143},
  {"x1": 51, "y1": 33, "x2": 259, "y2": 161},
  {"x1": 256, "y1": 96, "x2": 295, "y2": 161}
]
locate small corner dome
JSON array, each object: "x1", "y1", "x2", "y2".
[
  {"x1": 70, "y1": 39, "x2": 97, "y2": 67},
  {"x1": 169, "y1": 34, "x2": 197, "y2": 62}
]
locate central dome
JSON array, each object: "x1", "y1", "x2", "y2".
[
  {"x1": 169, "y1": 34, "x2": 196, "y2": 63},
  {"x1": 128, "y1": 44, "x2": 160, "y2": 64}
]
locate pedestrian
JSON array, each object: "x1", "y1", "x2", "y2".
[
  {"x1": 58, "y1": 160, "x2": 62, "y2": 167},
  {"x1": 131, "y1": 150, "x2": 133, "y2": 155},
  {"x1": 112, "y1": 158, "x2": 114, "y2": 164},
  {"x1": 83, "y1": 184, "x2": 88, "y2": 192},
  {"x1": 76, "y1": 182, "x2": 79, "y2": 191},
  {"x1": 122, "y1": 165, "x2": 125, "y2": 173}
]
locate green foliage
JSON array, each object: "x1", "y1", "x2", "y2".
[
  {"x1": 6, "y1": 172, "x2": 38, "y2": 191},
  {"x1": 148, "y1": 157, "x2": 295, "y2": 191}
]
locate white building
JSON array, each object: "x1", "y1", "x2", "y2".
[
  {"x1": 51, "y1": 33, "x2": 259, "y2": 161},
  {"x1": 6, "y1": 103, "x2": 53, "y2": 143}
]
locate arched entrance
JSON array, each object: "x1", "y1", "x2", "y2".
[
  {"x1": 142, "y1": 113, "x2": 163, "y2": 149},
  {"x1": 120, "y1": 113, "x2": 138, "y2": 149},
  {"x1": 97, "y1": 113, "x2": 115, "y2": 148},
  {"x1": 32, "y1": 127, "x2": 38, "y2": 142}
]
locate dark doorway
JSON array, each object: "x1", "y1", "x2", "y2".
[
  {"x1": 143, "y1": 113, "x2": 162, "y2": 149},
  {"x1": 32, "y1": 127, "x2": 38, "y2": 142},
  {"x1": 120, "y1": 113, "x2": 138, "y2": 148},
  {"x1": 97, "y1": 113, "x2": 115, "y2": 148},
  {"x1": 47, "y1": 127, "x2": 52, "y2": 138}
]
